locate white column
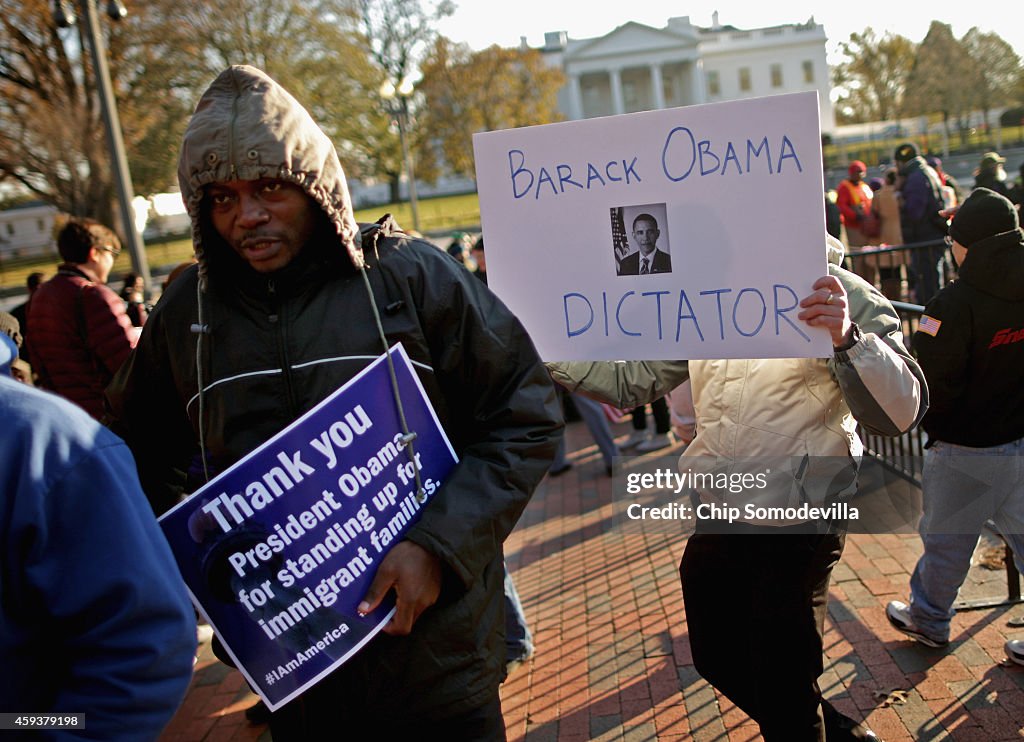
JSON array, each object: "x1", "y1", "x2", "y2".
[
  {"x1": 650, "y1": 64, "x2": 665, "y2": 110},
  {"x1": 609, "y1": 68, "x2": 624, "y2": 115},
  {"x1": 568, "y1": 74, "x2": 584, "y2": 120},
  {"x1": 690, "y1": 59, "x2": 707, "y2": 105}
]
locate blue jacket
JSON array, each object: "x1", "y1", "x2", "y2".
[
  {"x1": 0, "y1": 370, "x2": 196, "y2": 740},
  {"x1": 899, "y1": 156, "x2": 947, "y2": 242}
]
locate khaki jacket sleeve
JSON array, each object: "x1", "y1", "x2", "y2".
[
  {"x1": 829, "y1": 265, "x2": 928, "y2": 436},
  {"x1": 545, "y1": 359, "x2": 689, "y2": 410}
]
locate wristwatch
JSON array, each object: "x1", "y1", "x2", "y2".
[{"x1": 833, "y1": 322, "x2": 862, "y2": 353}]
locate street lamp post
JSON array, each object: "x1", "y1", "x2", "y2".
[
  {"x1": 53, "y1": 0, "x2": 151, "y2": 288},
  {"x1": 379, "y1": 79, "x2": 420, "y2": 234}
]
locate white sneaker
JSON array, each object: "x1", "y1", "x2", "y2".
[
  {"x1": 885, "y1": 600, "x2": 948, "y2": 648},
  {"x1": 197, "y1": 623, "x2": 214, "y2": 644},
  {"x1": 634, "y1": 432, "x2": 674, "y2": 453},
  {"x1": 1006, "y1": 639, "x2": 1024, "y2": 667},
  {"x1": 619, "y1": 430, "x2": 648, "y2": 450}
]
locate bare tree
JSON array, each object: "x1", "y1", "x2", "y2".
[
  {"x1": 903, "y1": 21, "x2": 975, "y2": 147},
  {"x1": 418, "y1": 38, "x2": 564, "y2": 178},
  {"x1": 177, "y1": 0, "x2": 383, "y2": 181},
  {"x1": 961, "y1": 28, "x2": 1023, "y2": 135},
  {"x1": 358, "y1": 0, "x2": 453, "y2": 86},
  {"x1": 0, "y1": 0, "x2": 205, "y2": 227},
  {"x1": 357, "y1": 0, "x2": 454, "y2": 200},
  {"x1": 0, "y1": 0, "x2": 390, "y2": 227},
  {"x1": 831, "y1": 29, "x2": 916, "y2": 124}
]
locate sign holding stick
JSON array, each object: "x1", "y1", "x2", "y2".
[
  {"x1": 473, "y1": 91, "x2": 832, "y2": 361},
  {"x1": 159, "y1": 344, "x2": 457, "y2": 711}
]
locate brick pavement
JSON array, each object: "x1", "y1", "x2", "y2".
[{"x1": 159, "y1": 417, "x2": 1024, "y2": 741}]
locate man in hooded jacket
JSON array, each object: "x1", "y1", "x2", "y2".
[
  {"x1": 105, "y1": 65, "x2": 562, "y2": 738},
  {"x1": 885, "y1": 188, "x2": 1024, "y2": 661}
]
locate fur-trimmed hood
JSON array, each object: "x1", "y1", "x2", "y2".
[{"x1": 177, "y1": 65, "x2": 363, "y2": 282}]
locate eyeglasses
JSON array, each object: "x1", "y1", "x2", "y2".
[{"x1": 98, "y1": 245, "x2": 122, "y2": 257}]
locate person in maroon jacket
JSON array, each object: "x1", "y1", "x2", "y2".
[{"x1": 27, "y1": 218, "x2": 138, "y2": 420}]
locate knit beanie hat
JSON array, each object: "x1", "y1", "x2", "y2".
[
  {"x1": 948, "y1": 187, "x2": 1020, "y2": 248},
  {"x1": 894, "y1": 143, "x2": 917, "y2": 162}
]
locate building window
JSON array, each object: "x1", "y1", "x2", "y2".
[
  {"x1": 37, "y1": 219, "x2": 45, "y2": 231},
  {"x1": 770, "y1": 64, "x2": 783, "y2": 88},
  {"x1": 739, "y1": 67, "x2": 751, "y2": 92},
  {"x1": 803, "y1": 61, "x2": 814, "y2": 83},
  {"x1": 706, "y1": 70, "x2": 720, "y2": 96},
  {"x1": 5, "y1": 223, "x2": 13, "y2": 236}
]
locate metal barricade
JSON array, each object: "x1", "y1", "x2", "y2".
[{"x1": 842, "y1": 238, "x2": 953, "y2": 306}]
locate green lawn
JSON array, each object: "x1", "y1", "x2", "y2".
[
  {"x1": 0, "y1": 192, "x2": 482, "y2": 293},
  {"x1": 0, "y1": 238, "x2": 197, "y2": 294},
  {"x1": 354, "y1": 192, "x2": 481, "y2": 235}
]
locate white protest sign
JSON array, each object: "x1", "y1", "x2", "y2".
[{"x1": 473, "y1": 91, "x2": 832, "y2": 361}]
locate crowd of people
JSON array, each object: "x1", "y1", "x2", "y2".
[
  {"x1": 830, "y1": 147, "x2": 1024, "y2": 307},
  {"x1": 3, "y1": 63, "x2": 1023, "y2": 741}
]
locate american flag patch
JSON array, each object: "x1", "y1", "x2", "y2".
[{"x1": 918, "y1": 315, "x2": 942, "y2": 336}]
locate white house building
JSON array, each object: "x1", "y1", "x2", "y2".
[
  {"x1": 539, "y1": 13, "x2": 836, "y2": 134},
  {"x1": 0, "y1": 201, "x2": 59, "y2": 259}
]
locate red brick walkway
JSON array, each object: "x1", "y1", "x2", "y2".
[{"x1": 160, "y1": 417, "x2": 1024, "y2": 741}]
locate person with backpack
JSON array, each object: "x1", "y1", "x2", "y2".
[
  {"x1": 26, "y1": 218, "x2": 138, "y2": 419},
  {"x1": 893, "y1": 143, "x2": 949, "y2": 305}
]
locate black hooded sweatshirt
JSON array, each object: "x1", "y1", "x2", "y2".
[{"x1": 914, "y1": 228, "x2": 1024, "y2": 446}]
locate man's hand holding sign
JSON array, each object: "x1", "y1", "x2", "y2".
[{"x1": 799, "y1": 275, "x2": 853, "y2": 349}]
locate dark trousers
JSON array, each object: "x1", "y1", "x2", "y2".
[
  {"x1": 910, "y1": 243, "x2": 944, "y2": 305},
  {"x1": 269, "y1": 689, "x2": 506, "y2": 740},
  {"x1": 680, "y1": 528, "x2": 868, "y2": 741},
  {"x1": 631, "y1": 397, "x2": 671, "y2": 434}
]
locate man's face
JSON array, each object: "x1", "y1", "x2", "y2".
[
  {"x1": 89, "y1": 243, "x2": 119, "y2": 284},
  {"x1": 206, "y1": 179, "x2": 318, "y2": 273},
  {"x1": 632, "y1": 219, "x2": 659, "y2": 256},
  {"x1": 850, "y1": 168, "x2": 865, "y2": 183},
  {"x1": 952, "y1": 240, "x2": 968, "y2": 267},
  {"x1": 471, "y1": 247, "x2": 486, "y2": 272}
]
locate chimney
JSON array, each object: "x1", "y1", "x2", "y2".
[{"x1": 543, "y1": 31, "x2": 568, "y2": 50}]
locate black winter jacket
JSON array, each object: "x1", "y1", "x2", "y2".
[
  {"x1": 914, "y1": 229, "x2": 1024, "y2": 447},
  {"x1": 107, "y1": 65, "x2": 562, "y2": 725},
  {"x1": 28, "y1": 265, "x2": 136, "y2": 419},
  {"x1": 106, "y1": 221, "x2": 563, "y2": 720}
]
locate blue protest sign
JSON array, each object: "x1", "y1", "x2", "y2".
[{"x1": 158, "y1": 344, "x2": 457, "y2": 710}]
